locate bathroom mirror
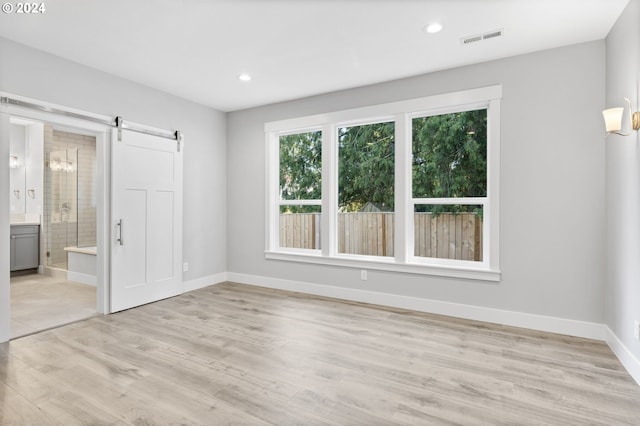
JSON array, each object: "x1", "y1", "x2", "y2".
[
  {"x1": 9, "y1": 120, "x2": 45, "y2": 220},
  {"x1": 9, "y1": 124, "x2": 27, "y2": 214}
]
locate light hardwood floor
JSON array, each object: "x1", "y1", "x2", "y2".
[
  {"x1": 1, "y1": 282, "x2": 639, "y2": 425},
  {"x1": 10, "y1": 273, "x2": 97, "y2": 338}
]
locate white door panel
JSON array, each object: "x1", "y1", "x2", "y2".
[
  {"x1": 149, "y1": 190, "x2": 175, "y2": 282},
  {"x1": 124, "y1": 145, "x2": 175, "y2": 188},
  {"x1": 119, "y1": 189, "x2": 147, "y2": 288},
  {"x1": 111, "y1": 130, "x2": 182, "y2": 312}
]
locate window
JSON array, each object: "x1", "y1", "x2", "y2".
[
  {"x1": 278, "y1": 130, "x2": 322, "y2": 250},
  {"x1": 265, "y1": 86, "x2": 501, "y2": 281},
  {"x1": 411, "y1": 109, "x2": 486, "y2": 264},
  {"x1": 338, "y1": 121, "x2": 394, "y2": 257}
]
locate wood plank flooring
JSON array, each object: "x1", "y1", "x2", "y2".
[
  {"x1": 1, "y1": 282, "x2": 639, "y2": 425},
  {"x1": 10, "y1": 273, "x2": 97, "y2": 338}
]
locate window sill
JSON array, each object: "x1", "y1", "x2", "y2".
[{"x1": 265, "y1": 251, "x2": 501, "y2": 282}]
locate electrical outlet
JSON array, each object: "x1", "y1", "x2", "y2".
[
  {"x1": 183, "y1": 262, "x2": 189, "y2": 272},
  {"x1": 634, "y1": 320, "x2": 640, "y2": 341},
  {"x1": 360, "y1": 270, "x2": 367, "y2": 280}
]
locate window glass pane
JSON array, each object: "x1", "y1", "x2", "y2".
[
  {"x1": 412, "y1": 110, "x2": 487, "y2": 198},
  {"x1": 280, "y1": 205, "x2": 321, "y2": 250},
  {"x1": 338, "y1": 122, "x2": 394, "y2": 256},
  {"x1": 279, "y1": 131, "x2": 322, "y2": 201},
  {"x1": 414, "y1": 205, "x2": 483, "y2": 261}
]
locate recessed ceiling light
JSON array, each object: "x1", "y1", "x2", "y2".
[
  {"x1": 424, "y1": 23, "x2": 443, "y2": 34},
  {"x1": 238, "y1": 73, "x2": 252, "y2": 82}
]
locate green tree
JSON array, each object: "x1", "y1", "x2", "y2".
[
  {"x1": 279, "y1": 131, "x2": 321, "y2": 213},
  {"x1": 278, "y1": 109, "x2": 486, "y2": 215},
  {"x1": 412, "y1": 109, "x2": 487, "y2": 214},
  {"x1": 338, "y1": 122, "x2": 395, "y2": 212}
]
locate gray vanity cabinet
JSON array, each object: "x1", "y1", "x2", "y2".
[{"x1": 10, "y1": 225, "x2": 40, "y2": 271}]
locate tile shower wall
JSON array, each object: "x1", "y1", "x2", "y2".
[{"x1": 43, "y1": 125, "x2": 96, "y2": 268}]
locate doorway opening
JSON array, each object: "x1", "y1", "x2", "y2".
[{"x1": 8, "y1": 115, "x2": 107, "y2": 339}]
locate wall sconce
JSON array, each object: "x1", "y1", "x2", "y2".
[
  {"x1": 49, "y1": 159, "x2": 61, "y2": 172},
  {"x1": 9, "y1": 155, "x2": 18, "y2": 168},
  {"x1": 602, "y1": 98, "x2": 640, "y2": 136},
  {"x1": 49, "y1": 159, "x2": 75, "y2": 173}
]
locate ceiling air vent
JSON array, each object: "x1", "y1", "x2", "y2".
[{"x1": 461, "y1": 29, "x2": 504, "y2": 45}]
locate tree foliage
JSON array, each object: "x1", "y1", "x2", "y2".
[
  {"x1": 338, "y1": 122, "x2": 395, "y2": 212},
  {"x1": 412, "y1": 109, "x2": 486, "y2": 214},
  {"x1": 412, "y1": 110, "x2": 486, "y2": 198},
  {"x1": 278, "y1": 109, "x2": 486, "y2": 215},
  {"x1": 279, "y1": 131, "x2": 321, "y2": 213}
]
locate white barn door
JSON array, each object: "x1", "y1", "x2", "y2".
[{"x1": 111, "y1": 129, "x2": 183, "y2": 312}]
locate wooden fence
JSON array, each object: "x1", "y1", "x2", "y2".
[
  {"x1": 280, "y1": 212, "x2": 482, "y2": 261},
  {"x1": 338, "y1": 213, "x2": 394, "y2": 256},
  {"x1": 279, "y1": 213, "x2": 320, "y2": 249},
  {"x1": 414, "y1": 212, "x2": 482, "y2": 261}
]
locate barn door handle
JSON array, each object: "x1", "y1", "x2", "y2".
[{"x1": 116, "y1": 219, "x2": 124, "y2": 245}]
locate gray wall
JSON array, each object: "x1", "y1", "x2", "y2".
[
  {"x1": 227, "y1": 41, "x2": 606, "y2": 323},
  {"x1": 605, "y1": 0, "x2": 640, "y2": 363},
  {"x1": 0, "y1": 36, "x2": 227, "y2": 283},
  {"x1": 0, "y1": 33, "x2": 612, "y2": 334}
]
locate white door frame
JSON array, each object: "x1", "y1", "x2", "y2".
[
  {"x1": 1, "y1": 113, "x2": 11, "y2": 342},
  {"x1": 0, "y1": 94, "x2": 112, "y2": 342}
]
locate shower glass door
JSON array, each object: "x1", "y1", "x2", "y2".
[{"x1": 44, "y1": 148, "x2": 78, "y2": 269}]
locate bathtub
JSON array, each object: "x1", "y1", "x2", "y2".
[{"x1": 64, "y1": 246, "x2": 96, "y2": 286}]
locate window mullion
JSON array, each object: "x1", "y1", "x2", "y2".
[
  {"x1": 394, "y1": 113, "x2": 411, "y2": 263},
  {"x1": 412, "y1": 197, "x2": 487, "y2": 205},
  {"x1": 279, "y1": 199, "x2": 322, "y2": 206},
  {"x1": 321, "y1": 123, "x2": 336, "y2": 257}
]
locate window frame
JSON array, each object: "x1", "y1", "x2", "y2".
[
  {"x1": 336, "y1": 117, "x2": 396, "y2": 258},
  {"x1": 407, "y1": 104, "x2": 491, "y2": 269},
  {"x1": 268, "y1": 127, "x2": 324, "y2": 255},
  {"x1": 265, "y1": 85, "x2": 501, "y2": 281}
]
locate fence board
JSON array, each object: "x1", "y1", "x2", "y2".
[
  {"x1": 280, "y1": 212, "x2": 481, "y2": 261},
  {"x1": 279, "y1": 213, "x2": 318, "y2": 250},
  {"x1": 461, "y1": 215, "x2": 471, "y2": 260},
  {"x1": 455, "y1": 215, "x2": 462, "y2": 259}
]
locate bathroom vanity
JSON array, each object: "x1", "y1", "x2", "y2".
[
  {"x1": 9, "y1": 121, "x2": 44, "y2": 273},
  {"x1": 10, "y1": 224, "x2": 40, "y2": 271}
]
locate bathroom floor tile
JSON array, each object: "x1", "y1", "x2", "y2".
[{"x1": 10, "y1": 273, "x2": 97, "y2": 339}]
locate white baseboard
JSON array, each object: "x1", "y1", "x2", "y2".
[
  {"x1": 67, "y1": 271, "x2": 96, "y2": 287},
  {"x1": 226, "y1": 272, "x2": 605, "y2": 341},
  {"x1": 43, "y1": 266, "x2": 67, "y2": 279},
  {"x1": 183, "y1": 272, "x2": 227, "y2": 292},
  {"x1": 605, "y1": 327, "x2": 640, "y2": 386}
]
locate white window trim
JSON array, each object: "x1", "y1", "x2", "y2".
[
  {"x1": 279, "y1": 199, "x2": 321, "y2": 206},
  {"x1": 265, "y1": 85, "x2": 502, "y2": 282}
]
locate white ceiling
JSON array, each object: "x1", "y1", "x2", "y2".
[{"x1": 0, "y1": 0, "x2": 629, "y2": 112}]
